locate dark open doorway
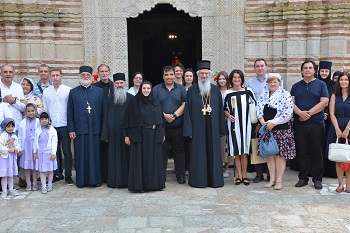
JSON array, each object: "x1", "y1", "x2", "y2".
[{"x1": 127, "y1": 4, "x2": 202, "y2": 87}]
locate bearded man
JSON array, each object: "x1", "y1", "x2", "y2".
[
  {"x1": 183, "y1": 60, "x2": 227, "y2": 188},
  {"x1": 101, "y1": 73, "x2": 133, "y2": 188},
  {"x1": 67, "y1": 66, "x2": 105, "y2": 188}
]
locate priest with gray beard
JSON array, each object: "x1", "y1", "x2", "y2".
[
  {"x1": 183, "y1": 60, "x2": 227, "y2": 188},
  {"x1": 101, "y1": 73, "x2": 134, "y2": 188}
]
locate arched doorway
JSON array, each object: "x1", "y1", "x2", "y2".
[{"x1": 127, "y1": 3, "x2": 202, "y2": 86}]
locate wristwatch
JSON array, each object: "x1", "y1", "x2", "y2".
[
  {"x1": 172, "y1": 113, "x2": 177, "y2": 119},
  {"x1": 11, "y1": 97, "x2": 17, "y2": 105}
]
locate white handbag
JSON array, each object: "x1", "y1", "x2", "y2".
[{"x1": 328, "y1": 139, "x2": 350, "y2": 162}]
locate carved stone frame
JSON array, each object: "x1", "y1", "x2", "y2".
[{"x1": 81, "y1": 0, "x2": 245, "y2": 82}]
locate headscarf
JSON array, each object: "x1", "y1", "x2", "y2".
[
  {"x1": 20, "y1": 77, "x2": 35, "y2": 99},
  {"x1": 39, "y1": 111, "x2": 51, "y2": 127},
  {"x1": 1, "y1": 118, "x2": 15, "y2": 131},
  {"x1": 25, "y1": 102, "x2": 38, "y2": 118},
  {"x1": 257, "y1": 73, "x2": 293, "y2": 125},
  {"x1": 126, "y1": 81, "x2": 163, "y2": 127}
]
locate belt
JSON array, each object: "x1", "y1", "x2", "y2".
[{"x1": 144, "y1": 125, "x2": 156, "y2": 129}]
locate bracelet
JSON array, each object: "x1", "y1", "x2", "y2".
[{"x1": 347, "y1": 126, "x2": 350, "y2": 131}]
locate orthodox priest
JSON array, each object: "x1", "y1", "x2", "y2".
[
  {"x1": 101, "y1": 73, "x2": 133, "y2": 188},
  {"x1": 183, "y1": 60, "x2": 227, "y2": 188},
  {"x1": 67, "y1": 66, "x2": 105, "y2": 188}
]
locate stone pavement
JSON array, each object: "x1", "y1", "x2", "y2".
[{"x1": 1, "y1": 168, "x2": 350, "y2": 233}]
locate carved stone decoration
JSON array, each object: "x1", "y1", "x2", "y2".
[{"x1": 81, "y1": 0, "x2": 246, "y2": 81}]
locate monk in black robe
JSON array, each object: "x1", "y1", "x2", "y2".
[
  {"x1": 101, "y1": 73, "x2": 133, "y2": 188},
  {"x1": 125, "y1": 81, "x2": 165, "y2": 192},
  {"x1": 67, "y1": 66, "x2": 105, "y2": 187},
  {"x1": 183, "y1": 60, "x2": 227, "y2": 188}
]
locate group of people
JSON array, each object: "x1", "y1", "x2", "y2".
[{"x1": 0, "y1": 57, "x2": 349, "y2": 198}]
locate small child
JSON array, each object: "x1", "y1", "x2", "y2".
[
  {"x1": 0, "y1": 118, "x2": 20, "y2": 199},
  {"x1": 18, "y1": 103, "x2": 40, "y2": 191},
  {"x1": 33, "y1": 112, "x2": 58, "y2": 194}
]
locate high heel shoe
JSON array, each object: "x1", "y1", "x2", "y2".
[
  {"x1": 274, "y1": 182, "x2": 283, "y2": 190},
  {"x1": 264, "y1": 181, "x2": 275, "y2": 188}
]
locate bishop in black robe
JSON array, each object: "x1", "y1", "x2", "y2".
[
  {"x1": 67, "y1": 66, "x2": 105, "y2": 187},
  {"x1": 183, "y1": 60, "x2": 227, "y2": 188},
  {"x1": 101, "y1": 73, "x2": 133, "y2": 188}
]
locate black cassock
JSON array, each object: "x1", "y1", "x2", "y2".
[
  {"x1": 67, "y1": 85, "x2": 104, "y2": 187},
  {"x1": 101, "y1": 93, "x2": 133, "y2": 188},
  {"x1": 183, "y1": 83, "x2": 227, "y2": 188}
]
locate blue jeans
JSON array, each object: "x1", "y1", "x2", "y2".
[{"x1": 55, "y1": 126, "x2": 73, "y2": 177}]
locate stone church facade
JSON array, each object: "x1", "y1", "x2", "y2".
[{"x1": 0, "y1": 0, "x2": 349, "y2": 89}]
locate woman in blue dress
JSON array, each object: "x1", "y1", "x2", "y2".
[{"x1": 327, "y1": 72, "x2": 350, "y2": 193}]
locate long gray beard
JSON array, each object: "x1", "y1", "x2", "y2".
[
  {"x1": 114, "y1": 87, "x2": 127, "y2": 105},
  {"x1": 198, "y1": 79, "x2": 211, "y2": 96}
]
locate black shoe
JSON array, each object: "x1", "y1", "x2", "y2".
[
  {"x1": 177, "y1": 175, "x2": 186, "y2": 184},
  {"x1": 313, "y1": 180, "x2": 323, "y2": 190},
  {"x1": 53, "y1": 174, "x2": 63, "y2": 183},
  {"x1": 65, "y1": 176, "x2": 74, "y2": 186},
  {"x1": 253, "y1": 174, "x2": 264, "y2": 183},
  {"x1": 295, "y1": 179, "x2": 308, "y2": 187}
]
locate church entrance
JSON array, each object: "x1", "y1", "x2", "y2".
[{"x1": 127, "y1": 3, "x2": 202, "y2": 87}]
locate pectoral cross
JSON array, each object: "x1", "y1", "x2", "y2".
[
  {"x1": 87, "y1": 102, "x2": 92, "y2": 114},
  {"x1": 202, "y1": 107, "x2": 207, "y2": 115}
]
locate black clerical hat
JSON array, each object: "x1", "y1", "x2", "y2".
[
  {"x1": 113, "y1": 73, "x2": 125, "y2": 82},
  {"x1": 197, "y1": 60, "x2": 211, "y2": 70},
  {"x1": 79, "y1": 65, "x2": 93, "y2": 74},
  {"x1": 319, "y1": 61, "x2": 332, "y2": 70}
]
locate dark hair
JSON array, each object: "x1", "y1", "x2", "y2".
[
  {"x1": 216, "y1": 71, "x2": 230, "y2": 89},
  {"x1": 183, "y1": 68, "x2": 196, "y2": 85},
  {"x1": 132, "y1": 72, "x2": 144, "y2": 80},
  {"x1": 332, "y1": 71, "x2": 341, "y2": 81},
  {"x1": 39, "y1": 64, "x2": 50, "y2": 69},
  {"x1": 141, "y1": 80, "x2": 152, "y2": 89},
  {"x1": 97, "y1": 64, "x2": 110, "y2": 72},
  {"x1": 162, "y1": 66, "x2": 175, "y2": 75},
  {"x1": 174, "y1": 63, "x2": 185, "y2": 71},
  {"x1": 22, "y1": 78, "x2": 34, "y2": 92},
  {"x1": 254, "y1": 58, "x2": 267, "y2": 67},
  {"x1": 300, "y1": 60, "x2": 317, "y2": 78},
  {"x1": 6, "y1": 121, "x2": 15, "y2": 128},
  {"x1": 25, "y1": 103, "x2": 36, "y2": 110},
  {"x1": 39, "y1": 112, "x2": 49, "y2": 119},
  {"x1": 229, "y1": 69, "x2": 245, "y2": 87},
  {"x1": 334, "y1": 72, "x2": 350, "y2": 96}
]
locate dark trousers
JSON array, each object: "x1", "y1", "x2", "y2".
[
  {"x1": 294, "y1": 127, "x2": 324, "y2": 182},
  {"x1": 55, "y1": 126, "x2": 73, "y2": 177},
  {"x1": 163, "y1": 127, "x2": 185, "y2": 178}
]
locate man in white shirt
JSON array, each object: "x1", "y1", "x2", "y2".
[
  {"x1": 0, "y1": 65, "x2": 25, "y2": 132},
  {"x1": 42, "y1": 68, "x2": 74, "y2": 185}
]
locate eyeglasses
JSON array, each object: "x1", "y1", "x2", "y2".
[{"x1": 134, "y1": 77, "x2": 142, "y2": 80}]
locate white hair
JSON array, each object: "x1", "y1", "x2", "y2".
[{"x1": 114, "y1": 86, "x2": 127, "y2": 105}]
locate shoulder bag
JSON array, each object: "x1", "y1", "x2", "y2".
[
  {"x1": 258, "y1": 124, "x2": 279, "y2": 158},
  {"x1": 328, "y1": 139, "x2": 350, "y2": 162}
]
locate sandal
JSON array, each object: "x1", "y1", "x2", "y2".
[
  {"x1": 235, "y1": 178, "x2": 242, "y2": 185},
  {"x1": 336, "y1": 186, "x2": 344, "y2": 193},
  {"x1": 243, "y1": 178, "x2": 250, "y2": 186},
  {"x1": 345, "y1": 188, "x2": 350, "y2": 193},
  {"x1": 264, "y1": 181, "x2": 275, "y2": 188},
  {"x1": 274, "y1": 182, "x2": 283, "y2": 190}
]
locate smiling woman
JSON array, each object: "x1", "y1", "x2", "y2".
[{"x1": 20, "y1": 77, "x2": 44, "y2": 116}]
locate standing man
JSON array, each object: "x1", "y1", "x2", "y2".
[
  {"x1": 93, "y1": 64, "x2": 114, "y2": 183},
  {"x1": 34, "y1": 64, "x2": 53, "y2": 97},
  {"x1": 153, "y1": 66, "x2": 187, "y2": 184},
  {"x1": 245, "y1": 58, "x2": 269, "y2": 183},
  {"x1": 291, "y1": 60, "x2": 328, "y2": 190},
  {"x1": 0, "y1": 65, "x2": 25, "y2": 131},
  {"x1": 67, "y1": 66, "x2": 105, "y2": 188},
  {"x1": 101, "y1": 73, "x2": 133, "y2": 188},
  {"x1": 183, "y1": 60, "x2": 227, "y2": 188},
  {"x1": 42, "y1": 68, "x2": 74, "y2": 185}
]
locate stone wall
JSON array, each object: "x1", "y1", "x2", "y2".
[
  {"x1": 245, "y1": 0, "x2": 350, "y2": 90},
  {"x1": 0, "y1": 0, "x2": 83, "y2": 86}
]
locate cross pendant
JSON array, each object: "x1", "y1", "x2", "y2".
[
  {"x1": 87, "y1": 103, "x2": 92, "y2": 113},
  {"x1": 202, "y1": 107, "x2": 207, "y2": 115}
]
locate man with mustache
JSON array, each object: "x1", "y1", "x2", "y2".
[
  {"x1": 101, "y1": 73, "x2": 133, "y2": 188},
  {"x1": 67, "y1": 66, "x2": 105, "y2": 188},
  {"x1": 183, "y1": 60, "x2": 227, "y2": 188}
]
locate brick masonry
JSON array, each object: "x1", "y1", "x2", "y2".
[{"x1": 0, "y1": 0, "x2": 349, "y2": 90}]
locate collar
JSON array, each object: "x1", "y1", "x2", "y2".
[
  {"x1": 162, "y1": 82, "x2": 177, "y2": 90},
  {"x1": 255, "y1": 74, "x2": 267, "y2": 83},
  {"x1": 38, "y1": 80, "x2": 53, "y2": 87}
]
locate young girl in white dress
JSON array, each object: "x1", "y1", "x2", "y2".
[
  {"x1": 33, "y1": 112, "x2": 58, "y2": 194},
  {"x1": 0, "y1": 118, "x2": 20, "y2": 199},
  {"x1": 18, "y1": 103, "x2": 40, "y2": 191}
]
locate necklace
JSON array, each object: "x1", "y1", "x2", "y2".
[{"x1": 201, "y1": 95, "x2": 212, "y2": 115}]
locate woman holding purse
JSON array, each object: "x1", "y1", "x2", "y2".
[
  {"x1": 256, "y1": 73, "x2": 295, "y2": 190},
  {"x1": 327, "y1": 72, "x2": 350, "y2": 193}
]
